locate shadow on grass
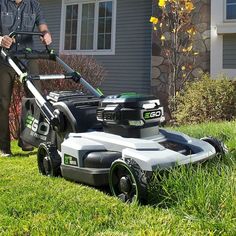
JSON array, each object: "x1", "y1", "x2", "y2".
[{"x1": 12, "y1": 151, "x2": 37, "y2": 158}]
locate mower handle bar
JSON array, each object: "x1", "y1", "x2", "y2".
[
  {"x1": 8, "y1": 31, "x2": 51, "y2": 52},
  {"x1": 1, "y1": 31, "x2": 103, "y2": 98},
  {"x1": 9, "y1": 31, "x2": 44, "y2": 38},
  {"x1": 1, "y1": 31, "x2": 53, "y2": 59},
  {"x1": 7, "y1": 50, "x2": 55, "y2": 60}
]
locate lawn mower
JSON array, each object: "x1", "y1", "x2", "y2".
[{"x1": 1, "y1": 32, "x2": 227, "y2": 203}]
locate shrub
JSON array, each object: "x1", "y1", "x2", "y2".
[
  {"x1": 9, "y1": 55, "x2": 105, "y2": 139},
  {"x1": 173, "y1": 74, "x2": 236, "y2": 124},
  {"x1": 9, "y1": 80, "x2": 25, "y2": 139}
]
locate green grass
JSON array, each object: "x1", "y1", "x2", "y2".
[{"x1": 0, "y1": 121, "x2": 236, "y2": 235}]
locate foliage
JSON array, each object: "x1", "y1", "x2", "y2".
[
  {"x1": 150, "y1": 0, "x2": 198, "y2": 110},
  {"x1": 173, "y1": 74, "x2": 236, "y2": 124},
  {"x1": 9, "y1": 55, "x2": 105, "y2": 139},
  {"x1": 9, "y1": 80, "x2": 25, "y2": 139},
  {"x1": 0, "y1": 121, "x2": 236, "y2": 235},
  {"x1": 39, "y1": 55, "x2": 105, "y2": 95}
]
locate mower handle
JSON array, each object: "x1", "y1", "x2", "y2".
[
  {"x1": 9, "y1": 31, "x2": 44, "y2": 38},
  {"x1": 1, "y1": 32, "x2": 102, "y2": 98},
  {"x1": 7, "y1": 49, "x2": 56, "y2": 60},
  {"x1": 1, "y1": 31, "x2": 54, "y2": 59},
  {"x1": 8, "y1": 31, "x2": 51, "y2": 52}
]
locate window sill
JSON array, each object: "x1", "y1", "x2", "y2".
[
  {"x1": 59, "y1": 49, "x2": 115, "y2": 56},
  {"x1": 216, "y1": 22, "x2": 236, "y2": 34}
]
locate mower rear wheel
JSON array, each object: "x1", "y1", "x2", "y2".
[
  {"x1": 37, "y1": 143, "x2": 61, "y2": 177},
  {"x1": 109, "y1": 159, "x2": 147, "y2": 204},
  {"x1": 201, "y1": 137, "x2": 228, "y2": 155}
]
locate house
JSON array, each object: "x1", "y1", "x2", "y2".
[
  {"x1": 211, "y1": 0, "x2": 236, "y2": 77},
  {"x1": 152, "y1": 0, "x2": 236, "y2": 105},
  {"x1": 39, "y1": 0, "x2": 153, "y2": 96},
  {"x1": 39, "y1": 0, "x2": 236, "y2": 99}
]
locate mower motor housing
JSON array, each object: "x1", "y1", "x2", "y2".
[{"x1": 96, "y1": 93, "x2": 165, "y2": 138}]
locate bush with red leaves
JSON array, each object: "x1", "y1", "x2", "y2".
[{"x1": 9, "y1": 55, "x2": 105, "y2": 139}]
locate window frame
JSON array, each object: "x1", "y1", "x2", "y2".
[
  {"x1": 60, "y1": 0, "x2": 117, "y2": 55},
  {"x1": 224, "y1": 0, "x2": 236, "y2": 22}
]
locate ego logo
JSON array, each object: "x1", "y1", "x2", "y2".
[
  {"x1": 143, "y1": 110, "x2": 162, "y2": 120},
  {"x1": 26, "y1": 115, "x2": 50, "y2": 136}
]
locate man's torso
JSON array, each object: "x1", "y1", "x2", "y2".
[{"x1": 0, "y1": 0, "x2": 45, "y2": 50}]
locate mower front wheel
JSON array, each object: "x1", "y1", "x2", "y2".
[
  {"x1": 37, "y1": 143, "x2": 61, "y2": 177},
  {"x1": 109, "y1": 159, "x2": 147, "y2": 204},
  {"x1": 201, "y1": 137, "x2": 228, "y2": 155}
]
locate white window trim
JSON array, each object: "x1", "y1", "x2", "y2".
[
  {"x1": 60, "y1": 0, "x2": 116, "y2": 55},
  {"x1": 224, "y1": 0, "x2": 236, "y2": 22},
  {"x1": 211, "y1": 0, "x2": 236, "y2": 78}
]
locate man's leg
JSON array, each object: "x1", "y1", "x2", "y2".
[
  {"x1": 0, "y1": 64, "x2": 15, "y2": 155},
  {"x1": 24, "y1": 60, "x2": 42, "y2": 97}
]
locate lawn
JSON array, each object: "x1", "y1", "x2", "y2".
[{"x1": 0, "y1": 121, "x2": 235, "y2": 236}]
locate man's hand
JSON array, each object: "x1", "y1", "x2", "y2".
[
  {"x1": 0, "y1": 35, "x2": 15, "y2": 49},
  {"x1": 40, "y1": 32, "x2": 52, "y2": 45}
]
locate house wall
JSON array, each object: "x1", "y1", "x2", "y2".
[
  {"x1": 38, "y1": 0, "x2": 152, "y2": 96},
  {"x1": 223, "y1": 34, "x2": 236, "y2": 69},
  {"x1": 211, "y1": 0, "x2": 236, "y2": 77},
  {"x1": 36, "y1": 0, "x2": 62, "y2": 50},
  {"x1": 92, "y1": 0, "x2": 152, "y2": 95}
]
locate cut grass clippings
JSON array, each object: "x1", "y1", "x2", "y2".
[{"x1": 0, "y1": 121, "x2": 235, "y2": 235}]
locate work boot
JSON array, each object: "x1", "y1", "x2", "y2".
[
  {"x1": 0, "y1": 149, "x2": 12, "y2": 157},
  {"x1": 18, "y1": 139, "x2": 34, "y2": 152}
]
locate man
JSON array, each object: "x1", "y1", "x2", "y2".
[{"x1": 0, "y1": 0, "x2": 52, "y2": 157}]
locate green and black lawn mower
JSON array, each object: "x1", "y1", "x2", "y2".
[{"x1": 1, "y1": 31, "x2": 227, "y2": 203}]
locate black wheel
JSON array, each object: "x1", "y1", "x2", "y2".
[
  {"x1": 37, "y1": 143, "x2": 61, "y2": 177},
  {"x1": 201, "y1": 137, "x2": 228, "y2": 155},
  {"x1": 109, "y1": 159, "x2": 147, "y2": 204}
]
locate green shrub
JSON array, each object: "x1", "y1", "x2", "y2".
[{"x1": 173, "y1": 74, "x2": 236, "y2": 124}]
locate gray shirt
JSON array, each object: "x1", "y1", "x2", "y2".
[{"x1": 0, "y1": 0, "x2": 46, "y2": 50}]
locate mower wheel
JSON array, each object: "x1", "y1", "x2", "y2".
[
  {"x1": 109, "y1": 159, "x2": 147, "y2": 204},
  {"x1": 37, "y1": 143, "x2": 61, "y2": 177},
  {"x1": 201, "y1": 137, "x2": 228, "y2": 155}
]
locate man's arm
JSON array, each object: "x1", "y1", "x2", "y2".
[{"x1": 38, "y1": 24, "x2": 52, "y2": 46}]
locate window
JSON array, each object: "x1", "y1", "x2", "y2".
[
  {"x1": 61, "y1": 0, "x2": 116, "y2": 55},
  {"x1": 64, "y1": 4, "x2": 78, "y2": 50},
  {"x1": 98, "y1": 1, "x2": 112, "y2": 50},
  {"x1": 81, "y1": 3, "x2": 95, "y2": 50},
  {"x1": 226, "y1": 0, "x2": 236, "y2": 20}
]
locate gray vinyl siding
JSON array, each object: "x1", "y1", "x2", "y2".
[
  {"x1": 36, "y1": 0, "x2": 152, "y2": 95},
  {"x1": 223, "y1": 34, "x2": 236, "y2": 69},
  {"x1": 34, "y1": 0, "x2": 62, "y2": 50},
  {"x1": 96, "y1": 0, "x2": 152, "y2": 95}
]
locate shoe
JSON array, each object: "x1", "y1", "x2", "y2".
[
  {"x1": 0, "y1": 150, "x2": 12, "y2": 157},
  {"x1": 18, "y1": 140, "x2": 34, "y2": 152}
]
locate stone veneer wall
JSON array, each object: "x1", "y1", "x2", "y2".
[{"x1": 151, "y1": 0, "x2": 211, "y2": 118}]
